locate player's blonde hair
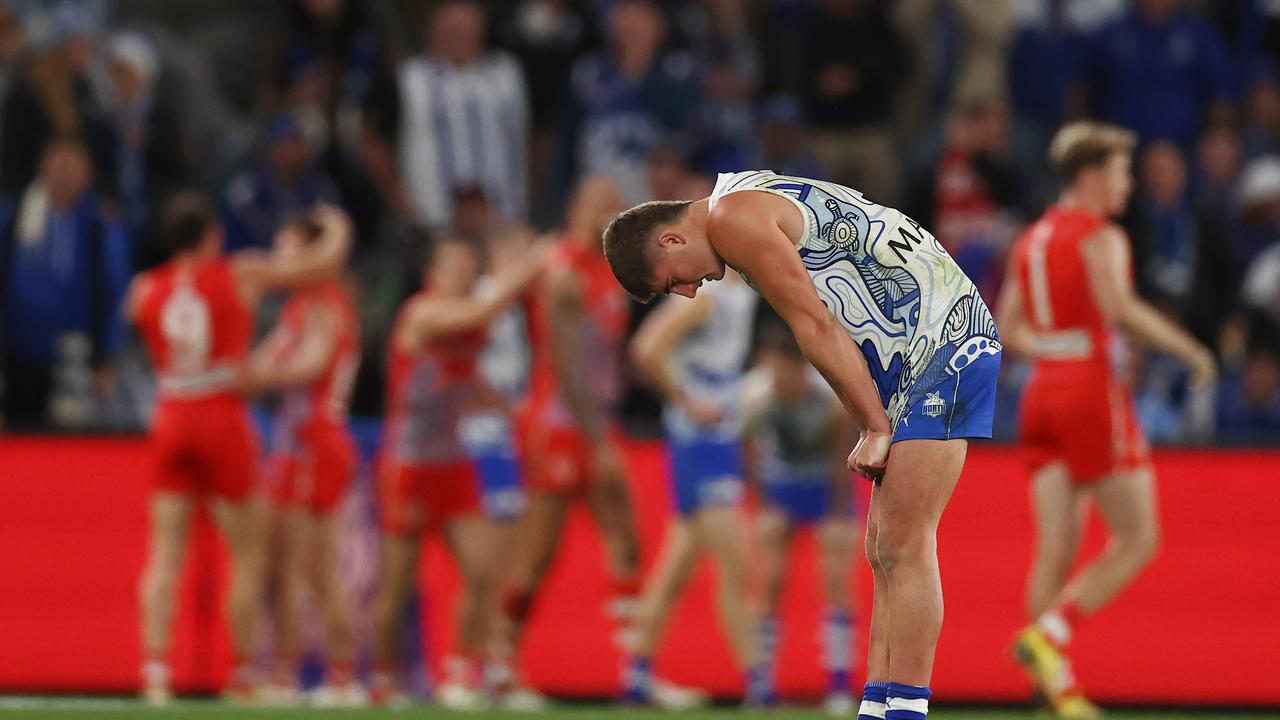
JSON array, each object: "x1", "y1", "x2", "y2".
[{"x1": 1049, "y1": 121, "x2": 1137, "y2": 180}]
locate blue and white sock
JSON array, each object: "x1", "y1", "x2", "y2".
[
  {"x1": 885, "y1": 682, "x2": 931, "y2": 720},
  {"x1": 622, "y1": 656, "x2": 652, "y2": 703},
  {"x1": 822, "y1": 609, "x2": 854, "y2": 694},
  {"x1": 858, "y1": 680, "x2": 890, "y2": 719},
  {"x1": 757, "y1": 616, "x2": 778, "y2": 680},
  {"x1": 745, "y1": 663, "x2": 776, "y2": 706}
]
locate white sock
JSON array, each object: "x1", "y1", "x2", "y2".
[
  {"x1": 1037, "y1": 608, "x2": 1072, "y2": 646},
  {"x1": 858, "y1": 699, "x2": 888, "y2": 718}
]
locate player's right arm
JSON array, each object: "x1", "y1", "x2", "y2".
[
  {"x1": 232, "y1": 204, "x2": 353, "y2": 304},
  {"x1": 245, "y1": 302, "x2": 340, "y2": 393},
  {"x1": 629, "y1": 292, "x2": 721, "y2": 426},
  {"x1": 994, "y1": 269, "x2": 1039, "y2": 359},
  {"x1": 393, "y1": 245, "x2": 547, "y2": 352},
  {"x1": 1082, "y1": 224, "x2": 1216, "y2": 386},
  {"x1": 545, "y1": 264, "x2": 626, "y2": 480},
  {"x1": 709, "y1": 192, "x2": 892, "y2": 479}
]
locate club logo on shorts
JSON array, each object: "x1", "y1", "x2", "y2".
[{"x1": 923, "y1": 391, "x2": 946, "y2": 418}]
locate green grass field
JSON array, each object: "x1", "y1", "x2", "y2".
[{"x1": 1, "y1": 699, "x2": 1276, "y2": 720}]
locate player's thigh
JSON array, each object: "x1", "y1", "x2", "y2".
[
  {"x1": 694, "y1": 505, "x2": 747, "y2": 571},
  {"x1": 1030, "y1": 461, "x2": 1088, "y2": 553},
  {"x1": 378, "y1": 532, "x2": 421, "y2": 603},
  {"x1": 146, "y1": 492, "x2": 196, "y2": 570},
  {"x1": 876, "y1": 439, "x2": 968, "y2": 536},
  {"x1": 1087, "y1": 465, "x2": 1160, "y2": 550},
  {"x1": 446, "y1": 515, "x2": 500, "y2": 584},
  {"x1": 210, "y1": 493, "x2": 268, "y2": 565}
]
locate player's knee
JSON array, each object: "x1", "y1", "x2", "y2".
[
  {"x1": 1124, "y1": 522, "x2": 1160, "y2": 566},
  {"x1": 874, "y1": 524, "x2": 931, "y2": 575}
]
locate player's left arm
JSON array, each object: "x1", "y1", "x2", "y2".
[
  {"x1": 246, "y1": 303, "x2": 339, "y2": 393},
  {"x1": 233, "y1": 204, "x2": 353, "y2": 302},
  {"x1": 121, "y1": 272, "x2": 152, "y2": 325},
  {"x1": 709, "y1": 193, "x2": 891, "y2": 479},
  {"x1": 630, "y1": 292, "x2": 720, "y2": 426}
]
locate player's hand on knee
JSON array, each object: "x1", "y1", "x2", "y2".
[{"x1": 848, "y1": 429, "x2": 890, "y2": 482}]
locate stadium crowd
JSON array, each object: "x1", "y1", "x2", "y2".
[{"x1": 1, "y1": 0, "x2": 1279, "y2": 443}]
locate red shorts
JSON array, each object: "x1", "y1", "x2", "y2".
[
  {"x1": 267, "y1": 420, "x2": 356, "y2": 514},
  {"x1": 1019, "y1": 370, "x2": 1151, "y2": 485},
  {"x1": 150, "y1": 395, "x2": 259, "y2": 500},
  {"x1": 516, "y1": 418, "x2": 624, "y2": 496},
  {"x1": 378, "y1": 458, "x2": 482, "y2": 535}
]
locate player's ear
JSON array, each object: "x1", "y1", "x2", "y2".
[{"x1": 657, "y1": 231, "x2": 685, "y2": 248}]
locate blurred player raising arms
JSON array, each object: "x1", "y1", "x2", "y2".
[
  {"x1": 998, "y1": 123, "x2": 1216, "y2": 719},
  {"x1": 743, "y1": 325, "x2": 863, "y2": 716},
  {"x1": 371, "y1": 236, "x2": 546, "y2": 709},
  {"x1": 623, "y1": 270, "x2": 758, "y2": 707},
  {"x1": 125, "y1": 196, "x2": 351, "y2": 705},
  {"x1": 498, "y1": 178, "x2": 642, "y2": 688},
  {"x1": 604, "y1": 170, "x2": 1003, "y2": 720},
  {"x1": 245, "y1": 218, "x2": 362, "y2": 706}
]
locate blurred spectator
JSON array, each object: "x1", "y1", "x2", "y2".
[
  {"x1": 221, "y1": 113, "x2": 340, "y2": 252},
  {"x1": 554, "y1": 0, "x2": 699, "y2": 209},
  {"x1": 0, "y1": 137, "x2": 129, "y2": 430},
  {"x1": 398, "y1": 0, "x2": 528, "y2": 228},
  {"x1": 102, "y1": 31, "x2": 188, "y2": 264},
  {"x1": 1195, "y1": 125, "x2": 1244, "y2": 221},
  {"x1": 895, "y1": 0, "x2": 1014, "y2": 139},
  {"x1": 1130, "y1": 141, "x2": 1199, "y2": 305},
  {"x1": 0, "y1": 4, "x2": 25, "y2": 96},
  {"x1": 793, "y1": 0, "x2": 907, "y2": 204},
  {"x1": 755, "y1": 93, "x2": 824, "y2": 179},
  {"x1": 494, "y1": 0, "x2": 599, "y2": 219},
  {"x1": 0, "y1": 1, "x2": 112, "y2": 196},
  {"x1": 1231, "y1": 156, "x2": 1280, "y2": 270},
  {"x1": 1243, "y1": 233, "x2": 1280, "y2": 330},
  {"x1": 257, "y1": 0, "x2": 402, "y2": 238},
  {"x1": 671, "y1": 0, "x2": 760, "y2": 172},
  {"x1": 905, "y1": 95, "x2": 1027, "y2": 300},
  {"x1": 1242, "y1": 72, "x2": 1280, "y2": 159},
  {"x1": 1081, "y1": 0, "x2": 1234, "y2": 147},
  {"x1": 1008, "y1": 0, "x2": 1123, "y2": 136},
  {"x1": 1215, "y1": 314, "x2": 1280, "y2": 444},
  {"x1": 495, "y1": 0, "x2": 598, "y2": 135}
]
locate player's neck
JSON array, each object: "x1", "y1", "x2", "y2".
[{"x1": 1058, "y1": 189, "x2": 1110, "y2": 218}]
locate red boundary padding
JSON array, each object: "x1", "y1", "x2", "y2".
[{"x1": 0, "y1": 437, "x2": 1277, "y2": 705}]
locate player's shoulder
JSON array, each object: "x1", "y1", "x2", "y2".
[{"x1": 708, "y1": 189, "x2": 782, "y2": 232}]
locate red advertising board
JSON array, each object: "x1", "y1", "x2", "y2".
[{"x1": 0, "y1": 437, "x2": 1277, "y2": 705}]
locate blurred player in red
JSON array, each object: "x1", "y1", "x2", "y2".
[
  {"x1": 998, "y1": 122, "x2": 1216, "y2": 719},
  {"x1": 126, "y1": 196, "x2": 351, "y2": 705},
  {"x1": 370, "y1": 237, "x2": 546, "y2": 709},
  {"x1": 496, "y1": 178, "x2": 641, "y2": 699},
  {"x1": 246, "y1": 218, "x2": 363, "y2": 706}
]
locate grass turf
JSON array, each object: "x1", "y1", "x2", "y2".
[{"x1": 0, "y1": 698, "x2": 1277, "y2": 720}]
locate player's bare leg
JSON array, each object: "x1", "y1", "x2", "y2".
[
  {"x1": 439, "y1": 515, "x2": 499, "y2": 709},
  {"x1": 138, "y1": 492, "x2": 194, "y2": 705},
  {"x1": 501, "y1": 490, "x2": 569, "y2": 638},
  {"x1": 210, "y1": 494, "x2": 269, "y2": 701},
  {"x1": 695, "y1": 506, "x2": 757, "y2": 669},
  {"x1": 298, "y1": 511, "x2": 361, "y2": 705},
  {"x1": 262, "y1": 507, "x2": 304, "y2": 703},
  {"x1": 633, "y1": 520, "x2": 701, "y2": 656},
  {"x1": 586, "y1": 472, "x2": 642, "y2": 643},
  {"x1": 371, "y1": 531, "x2": 420, "y2": 704},
  {"x1": 1069, "y1": 468, "x2": 1161, "y2": 611},
  {"x1": 819, "y1": 512, "x2": 860, "y2": 715},
  {"x1": 872, "y1": 439, "x2": 967, "y2": 686},
  {"x1": 754, "y1": 506, "x2": 791, "y2": 705},
  {"x1": 1025, "y1": 463, "x2": 1088, "y2": 619},
  {"x1": 861, "y1": 489, "x2": 892, "y2": 719}
]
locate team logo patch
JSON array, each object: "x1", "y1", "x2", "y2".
[{"x1": 922, "y1": 391, "x2": 947, "y2": 418}]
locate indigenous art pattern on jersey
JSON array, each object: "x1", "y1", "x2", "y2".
[{"x1": 712, "y1": 171, "x2": 1002, "y2": 431}]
